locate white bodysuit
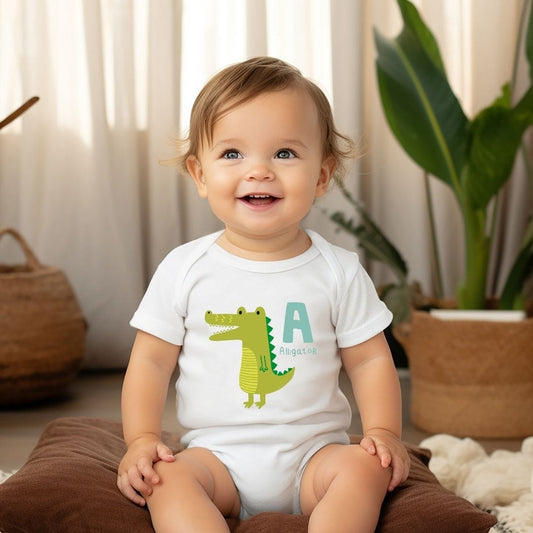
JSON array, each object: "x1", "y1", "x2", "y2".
[{"x1": 130, "y1": 230, "x2": 392, "y2": 518}]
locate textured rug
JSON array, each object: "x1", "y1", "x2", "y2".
[{"x1": 420, "y1": 435, "x2": 533, "y2": 533}]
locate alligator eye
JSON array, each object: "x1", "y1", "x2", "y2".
[
  {"x1": 237, "y1": 307, "x2": 245, "y2": 315},
  {"x1": 256, "y1": 310, "x2": 260, "y2": 315},
  {"x1": 206, "y1": 310, "x2": 212, "y2": 315}
]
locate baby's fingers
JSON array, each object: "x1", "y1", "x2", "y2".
[
  {"x1": 125, "y1": 458, "x2": 157, "y2": 495},
  {"x1": 156, "y1": 443, "x2": 176, "y2": 464},
  {"x1": 387, "y1": 463, "x2": 405, "y2": 491},
  {"x1": 387, "y1": 454, "x2": 410, "y2": 491},
  {"x1": 359, "y1": 436, "x2": 377, "y2": 455},
  {"x1": 375, "y1": 443, "x2": 392, "y2": 469},
  {"x1": 117, "y1": 472, "x2": 146, "y2": 507},
  {"x1": 137, "y1": 456, "x2": 160, "y2": 486}
]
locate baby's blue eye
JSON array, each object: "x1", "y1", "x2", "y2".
[
  {"x1": 222, "y1": 150, "x2": 242, "y2": 160},
  {"x1": 276, "y1": 149, "x2": 295, "y2": 159}
]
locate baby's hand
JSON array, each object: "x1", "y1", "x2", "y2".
[
  {"x1": 360, "y1": 430, "x2": 410, "y2": 491},
  {"x1": 117, "y1": 434, "x2": 175, "y2": 506}
]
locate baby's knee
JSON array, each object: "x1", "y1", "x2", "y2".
[
  {"x1": 314, "y1": 444, "x2": 389, "y2": 488},
  {"x1": 339, "y1": 445, "x2": 391, "y2": 488},
  {"x1": 151, "y1": 448, "x2": 240, "y2": 519},
  {"x1": 303, "y1": 444, "x2": 387, "y2": 495},
  {"x1": 341, "y1": 444, "x2": 383, "y2": 468},
  {"x1": 301, "y1": 444, "x2": 390, "y2": 522},
  {"x1": 153, "y1": 450, "x2": 212, "y2": 488},
  {"x1": 150, "y1": 457, "x2": 179, "y2": 482}
]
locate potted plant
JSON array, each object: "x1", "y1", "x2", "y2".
[{"x1": 360, "y1": 0, "x2": 532, "y2": 437}]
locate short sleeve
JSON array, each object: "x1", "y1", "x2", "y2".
[
  {"x1": 129, "y1": 259, "x2": 185, "y2": 346},
  {"x1": 335, "y1": 263, "x2": 393, "y2": 348}
]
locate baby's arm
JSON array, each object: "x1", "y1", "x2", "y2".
[
  {"x1": 117, "y1": 330, "x2": 180, "y2": 506},
  {"x1": 341, "y1": 332, "x2": 410, "y2": 491}
]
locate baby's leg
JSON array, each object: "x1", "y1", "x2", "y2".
[
  {"x1": 300, "y1": 444, "x2": 391, "y2": 533},
  {"x1": 146, "y1": 447, "x2": 240, "y2": 533}
]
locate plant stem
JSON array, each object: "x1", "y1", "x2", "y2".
[
  {"x1": 423, "y1": 172, "x2": 444, "y2": 299},
  {"x1": 457, "y1": 201, "x2": 491, "y2": 309},
  {"x1": 520, "y1": 142, "x2": 533, "y2": 189},
  {"x1": 487, "y1": 195, "x2": 500, "y2": 298}
]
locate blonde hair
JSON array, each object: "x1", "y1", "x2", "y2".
[{"x1": 175, "y1": 56, "x2": 356, "y2": 180}]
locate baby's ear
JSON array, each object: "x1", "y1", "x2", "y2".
[
  {"x1": 315, "y1": 156, "x2": 336, "y2": 197},
  {"x1": 186, "y1": 156, "x2": 207, "y2": 198}
]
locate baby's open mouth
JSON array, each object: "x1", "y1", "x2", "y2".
[{"x1": 241, "y1": 194, "x2": 279, "y2": 206}]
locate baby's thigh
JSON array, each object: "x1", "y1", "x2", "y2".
[
  {"x1": 299, "y1": 443, "x2": 391, "y2": 515},
  {"x1": 150, "y1": 447, "x2": 241, "y2": 518}
]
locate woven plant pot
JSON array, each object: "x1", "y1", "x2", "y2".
[
  {"x1": 396, "y1": 309, "x2": 533, "y2": 438},
  {"x1": 0, "y1": 228, "x2": 86, "y2": 406}
]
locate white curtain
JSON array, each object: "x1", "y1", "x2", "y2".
[{"x1": 0, "y1": 0, "x2": 529, "y2": 367}]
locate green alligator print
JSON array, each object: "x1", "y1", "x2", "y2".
[{"x1": 205, "y1": 306, "x2": 295, "y2": 408}]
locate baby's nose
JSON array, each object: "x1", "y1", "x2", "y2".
[{"x1": 245, "y1": 162, "x2": 274, "y2": 181}]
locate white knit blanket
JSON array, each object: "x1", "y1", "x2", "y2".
[{"x1": 420, "y1": 435, "x2": 533, "y2": 533}]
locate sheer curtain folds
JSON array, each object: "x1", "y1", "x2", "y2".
[{"x1": 0, "y1": 0, "x2": 529, "y2": 367}]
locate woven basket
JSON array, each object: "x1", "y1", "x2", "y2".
[
  {"x1": 0, "y1": 228, "x2": 86, "y2": 406},
  {"x1": 396, "y1": 309, "x2": 533, "y2": 438}
]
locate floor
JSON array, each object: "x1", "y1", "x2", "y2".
[{"x1": 0, "y1": 369, "x2": 523, "y2": 472}]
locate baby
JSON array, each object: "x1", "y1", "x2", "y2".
[{"x1": 118, "y1": 56, "x2": 410, "y2": 533}]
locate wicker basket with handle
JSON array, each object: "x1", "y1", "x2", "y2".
[{"x1": 0, "y1": 227, "x2": 86, "y2": 406}]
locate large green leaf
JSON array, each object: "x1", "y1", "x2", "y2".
[
  {"x1": 396, "y1": 0, "x2": 445, "y2": 73},
  {"x1": 374, "y1": 0, "x2": 469, "y2": 193},
  {"x1": 499, "y1": 222, "x2": 533, "y2": 309},
  {"x1": 465, "y1": 85, "x2": 533, "y2": 209}
]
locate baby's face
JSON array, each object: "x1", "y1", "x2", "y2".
[{"x1": 187, "y1": 88, "x2": 334, "y2": 251}]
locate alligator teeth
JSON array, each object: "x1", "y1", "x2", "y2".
[{"x1": 209, "y1": 324, "x2": 238, "y2": 333}]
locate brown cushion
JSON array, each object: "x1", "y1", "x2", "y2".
[{"x1": 0, "y1": 417, "x2": 496, "y2": 532}]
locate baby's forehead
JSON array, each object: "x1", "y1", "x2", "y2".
[
  {"x1": 194, "y1": 82, "x2": 326, "y2": 153},
  {"x1": 216, "y1": 89, "x2": 319, "y2": 129},
  {"x1": 213, "y1": 86, "x2": 317, "y2": 126},
  {"x1": 236, "y1": 83, "x2": 311, "y2": 104}
]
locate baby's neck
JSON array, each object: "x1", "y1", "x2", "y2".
[{"x1": 216, "y1": 229, "x2": 312, "y2": 261}]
